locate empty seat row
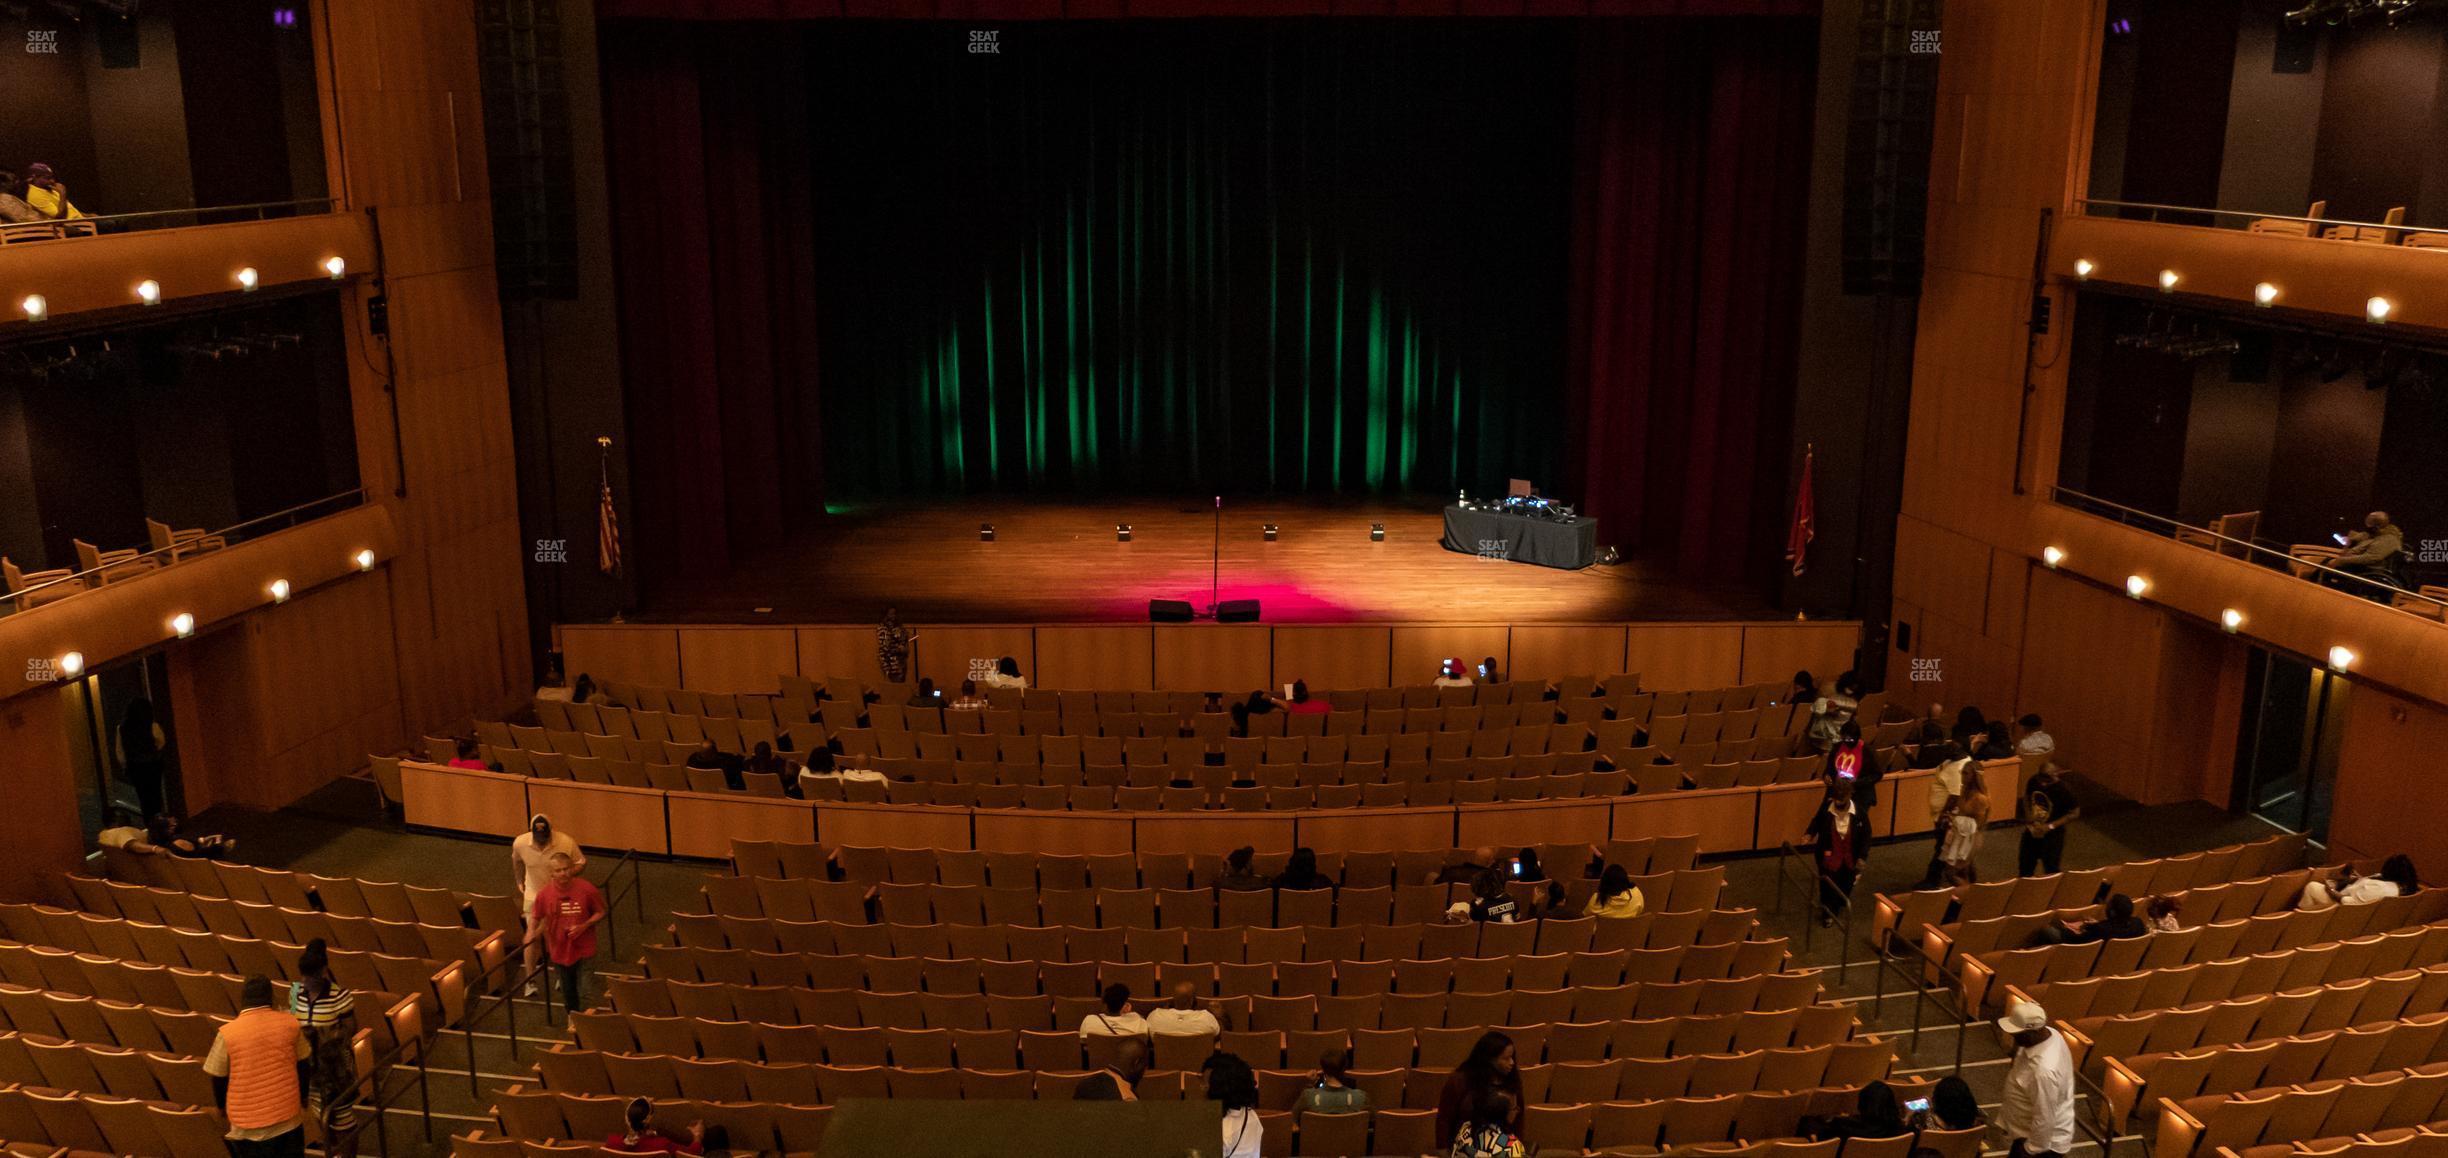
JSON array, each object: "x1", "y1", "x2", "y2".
[
  {"x1": 1988, "y1": 915, "x2": 2448, "y2": 1026},
  {"x1": 2065, "y1": 953, "x2": 2448, "y2": 1079},
  {"x1": 2160, "y1": 1059, "x2": 2448, "y2": 1158},
  {"x1": 85, "y1": 855, "x2": 516, "y2": 936},
  {"x1": 2102, "y1": 1009, "x2": 2448, "y2": 1133},
  {"x1": 0, "y1": 1084, "x2": 229, "y2": 1158},
  {"x1": 0, "y1": 1032, "x2": 211, "y2": 1111},
  {"x1": 34, "y1": 889, "x2": 508, "y2": 977},
  {"x1": 0, "y1": 943, "x2": 426, "y2": 1059},
  {"x1": 0, "y1": 903, "x2": 502, "y2": 1010}
]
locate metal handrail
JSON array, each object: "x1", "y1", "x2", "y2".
[
  {"x1": 2048, "y1": 485, "x2": 2446, "y2": 619},
  {"x1": 332, "y1": 1028, "x2": 435, "y2": 1157},
  {"x1": 455, "y1": 949, "x2": 567, "y2": 1096},
  {"x1": 1774, "y1": 841, "x2": 1856, "y2": 981},
  {"x1": 601, "y1": 848, "x2": 648, "y2": 960},
  {"x1": 1, "y1": 488, "x2": 367, "y2": 609},
  {"x1": 2075, "y1": 197, "x2": 2448, "y2": 238},
  {"x1": 0, "y1": 197, "x2": 340, "y2": 242}
]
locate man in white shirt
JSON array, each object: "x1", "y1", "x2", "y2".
[
  {"x1": 1144, "y1": 982, "x2": 1221, "y2": 1038},
  {"x1": 511, "y1": 814, "x2": 585, "y2": 990},
  {"x1": 2015, "y1": 714, "x2": 2055, "y2": 757},
  {"x1": 1078, "y1": 983, "x2": 1147, "y2": 1039},
  {"x1": 1997, "y1": 999, "x2": 2076, "y2": 1158}
]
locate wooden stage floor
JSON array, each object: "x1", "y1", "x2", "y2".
[{"x1": 642, "y1": 500, "x2": 1779, "y2": 625}]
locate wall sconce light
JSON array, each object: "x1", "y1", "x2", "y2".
[
  {"x1": 135, "y1": 280, "x2": 161, "y2": 306},
  {"x1": 324, "y1": 256, "x2": 347, "y2": 279},
  {"x1": 2253, "y1": 283, "x2": 2278, "y2": 307},
  {"x1": 1369, "y1": 523, "x2": 1386, "y2": 541},
  {"x1": 2367, "y1": 296, "x2": 2393, "y2": 324},
  {"x1": 21, "y1": 295, "x2": 45, "y2": 322},
  {"x1": 2125, "y1": 575, "x2": 2149, "y2": 599},
  {"x1": 58, "y1": 651, "x2": 84, "y2": 677},
  {"x1": 353, "y1": 549, "x2": 376, "y2": 571},
  {"x1": 237, "y1": 267, "x2": 259, "y2": 292},
  {"x1": 2042, "y1": 546, "x2": 2065, "y2": 569},
  {"x1": 1262, "y1": 524, "x2": 1278, "y2": 541},
  {"x1": 2328, "y1": 645, "x2": 2356, "y2": 672},
  {"x1": 2073, "y1": 259, "x2": 2094, "y2": 280},
  {"x1": 2157, "y1": 270, "x2": 2180, "y2": 293},
  {"x1": 978, "y1": 523, "x2": 994, "y2": 542},
  {"x1": 2220, "y1": 608, "x2": 2243, "y2": 633},
  {"x1": 1115, "y1": 524, "x2": 1132, "y2": 542},
  {"x1": 169, "y1": 612, "x2": 194, "y2": 639},
  {"x1": 269, "y1": 579, "x2": 291, "y2": 603}
]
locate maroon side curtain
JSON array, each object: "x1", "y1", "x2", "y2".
[
  {"x1": 601, "y1": 27, "x2": 824, "y2": 589},
  {"x1": 1564, "y1": 18, "x2": 1816, "y2": 583}
]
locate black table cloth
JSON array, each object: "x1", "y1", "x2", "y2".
[{"x1": 1440, "y1": 504, "x2": 1599, "y2": 570}]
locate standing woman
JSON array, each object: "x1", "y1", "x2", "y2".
[
  {"x1": 1805, "y1": 778, "x2": 1872, "y2": 927},
  {"x1": 1435, "y1": 1031, "x2": 1524, "y2": 1148},
  {"x1": 291, "y1": 939, "x2": 360, "y2": 1156},
  {"x1": 116, "y1": 698, "x2": 170, "y2": 820},
  {"x1": 874, "y1": 608, "x2": 913, "y2": 684},
  {"x1": 1204, "y1": 1051, "x2": 1263, "y2": 1158}
]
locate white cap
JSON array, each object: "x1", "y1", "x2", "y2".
[{"x1": 1997, "y1": 999, "x2": 2049, "y2": 1034}]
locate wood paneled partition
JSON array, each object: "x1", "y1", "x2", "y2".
[{"x1": 556, "y1": 619, "x2": 1861, "y2": 695}]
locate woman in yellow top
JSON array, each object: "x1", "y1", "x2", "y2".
[{"x1": 1584, "y1": 863, "x2": 1646, "y2": 918}]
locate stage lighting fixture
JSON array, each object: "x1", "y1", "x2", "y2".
[
  {"x1": 2367, "y1": 296, "x2": 2393, "y2": 324},
  {"x1": 58, "y1": 652, "x2": 83, "y2": 678},
  {"x1": 170, "y1": 613, "x2": 194, "y2": 638},
  {"x1": 2125, "y1": 575, "x2": 2149, "y2": 599},
  {"x1": 135, "y1": 280, "x2": 161, "y2": 306},
  {"x1": 2254, "y1": 282, "x2": 2278, "y2": 307},
  {"x1": 2073, "y1": 259, "x2": 2094, "y2": 280},
  {"x1": 354, "y1": 549, "x2": 376, "y2": 571},
  {"x1": 269, "y1": 579, "x2": 291, "y2": 603},
  {"x1": 1262, "y1": 524, "x2": 1278, "y2": 541},
  {"x1": 1370, "y1": 523, "x2": 1385, "y2": 541},
  {"x1": 2157, "y1": 270, "x2": 2179, "y2": 293},
  {"x1": 2328, "y1": 645, "x2": 2356, "y2": 672},
  {"x1": 237, "y1": 267, "x2": 259, "y2": 292},
  {"x1": 2221, "y1": 608, "x2": 2244, "y2": 633},
  {"x1": 21, "y1": 295, "x2": 45, "y2": 322},
  {"x1": 324, "y1": 256, "x2": 347, "y2": 279},
  {"x1": 978, "y1": 523, "x2": 994, "y2": 542},
  {"x1": 2042, "y1": 546, "x2": 2065, "y2": 568},
  {"x1": 1116, "y1": 524, "x2": 1131, "y2": 542}
]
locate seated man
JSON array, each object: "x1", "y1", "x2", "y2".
[
  {"x1": 1144, "y1": 982, "x2": 1220, "y2": 1038},
  {"x1": 21, "y1": 164, "x2": 82, "y2": 220},
  {"x1": 2326, "y1": 511, "x2": 2406, "y2": 598}
]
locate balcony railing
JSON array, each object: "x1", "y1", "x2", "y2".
[
  {"x1": 2074, "y1": 198, "x2": 2448, "y2": 248},
  {"x1": 2, "y1": 489, "x2": 366, "y2": 616},
  {"x1": 2050, "y1": 485, "x2": 2447, "y2": 624},
  {"x1": 0, "y1": 198, "x2": 340, "y2": 246}
]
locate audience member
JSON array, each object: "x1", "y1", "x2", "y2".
[
  {"x1": 2146, "y1": 895, "x2": 2183, "y2": 932},
  {"x1": 1294, "y1": 1049, "x2": 1370, "y2": 1115},
  {"x1": 949, "y1": 679, "x2": 988, "y2": 711},
  {"x1": 1434, "y1": 1032, "x2": 1524, "y2": 1149},
  {"x1": 1826, "y1": 719, "x2": 1881, "y2": 806},
  {"x1": 1273, "y1": 847, "x2": 1334, "y2": 890},
  {"x1": 1806, "y1": 778, "x2": 1871, "y2": 927},
  {"x1": 570, "y1": 673, "x2": 597, "y2": 704},
  {"x1": 2327, "y1": 512, "x2": 2407, "y2": 594},
  {"x1": 2035, "y1": 892, "x2": 2147, "y2": 946},
  {"x1": 1281, "y1": 680, "x2": 1330, "y2": 714},
  {"x1": 96, "y1": 807, "x2": 165, "y2": 855},
  {"x1": 1996, "y1": 1000, "x2": 2076, "y2": 1158},
  {"x1": 1807, "y1": 673, "x2": 1861, "y2": 752},
  {"x1": 1467, "y1": 866, "x2": 1519, "y2": 923},
  {"x1": 511, "y1": 814, "x2": 585, "y2": 987},
  {"x1": 448, "y1": 737, "x2": 490, "y2": 770},
  {"x1": 1975, "y1": 721, "x2": 2016, "y2": 761},
  {"x1": 529, "y1": 852, "x2": 604, "y2": 1013},
  {"x1": 1785, "y1": 670, "x2": 1818, "y2": 708},
  {"x1": 289, "y1": 940, "x2": 358, "y2": 1151},
  {"x1": 116, "y1": 697, "x2": 170, "y2": 821},
  {"x1": 1144, "y1": 982, "x2": 1220, "y2": 1037},
  {"x1": 1908, "y1": 722, "x2": 1950, "y2": 769},
  {"x1": 1448, "y1": 1088, "x2": 1527, "y2": 1157},
  {"x1": 984, "y1": 655, "x2": 1026, "y2": 690},
  {"x1": 1476, "y1": 657, "x2": 1503, "y2": 684},
  {"x1": 606, "y1": 1098, "x2": 703, "y2": 1155},
  {"x1": 1205, "y1": 1052, "x2": 1263, "y2": 1158},
  {"x1": 2017, "y1": 765, "x2": 2080, "y2": 876},
  {"x1": 1813, "y1": 1080, "x2": 1904, "y2": 1141},
  {"x1": 874, "y1": 609, "x2": 912, "y2": 684},
  {"x1": 1940, "y1": 777, "x2": 1989, "y2": 886},
  {"x1": 1434, "y1": 658, "x2": 1474, "y2": 688},
  {"x1": 1217, "y1": 847, "x2": 1269, "y2": 891},
  {"x1": 743, "y1": 742, "x2": 787, "y2": 779},
  {"x1": 903, "y1": 677, "x2": 943, "y2": 709},
  {"x1": 1231, "y1": 690, "x2": 1279, "y2": 735},
  {"x1": 205, "y1": 975, "x2": 307, "y2": 1158},
  {"x1": 1950, "y1": 706, "x2": 1990, "y2": 750},
  {"x1": 1919, "y1": 743, "x2": 1972, "y2": 887},
  {"x1": 1079, "y1": 983, "x2": 1146, "y2": 1038},
  {"x1": 2302, "y1": 854, "x2": 2420, "y2": 909},
  {"x1": 1434, "y1": 847, "x2": 1499, "y2": 885},
  {"x1": 1071, "y1": 1038, "x2": 1146, "y2": 1101},
  {"x1": 138, "y1": 814, "x2": 235, "y2": 860},
  {"x1": 22, "y1": 164, "x2": 82, "y2": 220},
  {"x1": 1585, "y1": 864, "x2": 1646, "y2": 919},
  {"x1": 1511, "y1": 847, "x2": 1546, "y2": 883},
  {"x1": 0, "y1": 171, "x2": 38, "y2": 224},
  {"x1": 1917, "y1": 1075, "x2": 1983, "y2": 1132},
  {"x1": 2015, "y1": 714, "x2": 2055, "y2": 757},
  {"x1": 685, "y1": 740, "x2": 744, "y2": 790}
]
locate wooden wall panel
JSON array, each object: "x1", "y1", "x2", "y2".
[
  {"x1": 818, "y1": 804, "x2": 973, "y2": 850},
  {"x1": 401, "y1": 762, "x2": 530, "y2": 837},
  {"x1": 560, "y1": 626, "x2": 681, "y2": 690},
  {"x1": 1622, "y1": 626, "x2": 1743, "y2": 691},
  {"x1": 2331, "y1": 687, "x2": 2448, "y2": 865},
  {"x1": 913, "y1": 626, "x2": 1036, "y2": 692},
  {"x1": 1034, "y1": 627, "x2": 1154, "y2": 691},
  {"x1": 667, "y1": 792, "x2": 816, "y2": 859},
  {"x1": 243, "y1": 571, "x2": 406, "y2": 809},
  {"x1": 1389, "y1": 626, "x2": 1511, "y2": 687},
  {"x1": 1135, "y1": 813, "x2": 1296, "y2": 855},
  {"x1": 1455, "y1": 800, "x2": 1610, "y2": 849},
  {"x1": 1508, "y1": 626, "x2": 1627, "y2": 683},
  {"x1": 677, "y1": 628, "x2": 798, "y2": 695},
  {"x1": 1754, "y1": 782, "x2": 1832, "y2": 852},
  {"x1": 1151, "y1": 625, "x2": 1271, "y2": 692},
  {"x1": 2015, "y1": 569, "x2": 2168, "y2": 805},
  {"x1": 0, "y1": 689, "x2": 86, "y2": 902},
  {"x1": 1737, "y1": 623, "x2": 1862, "y2": 687},
  {"x1": 1294, "y1": 808, "x2": 1456, "y2": 854},
  {"x1": 527, "y1": 779, "x2": 667, "y2": 855},
  {"x1": 973, "y1": 811, "x2": 1134, "y2": 855},
  {"x1": 1612, "y1": 788, "x2": 1755, "y2": 854},
  {"x1": 1271, "y1": 627, "x2": 1391, "y2": 693},
  {"x1": 0, "y1": 215, "x2": 375, "y2": 323},
  {"x1": 797, "y1": 627, "x2": 888, "y2": 685}
]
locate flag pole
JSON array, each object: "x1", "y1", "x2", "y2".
[{"x1": 599, "y1": 435, "x2": 624, "y2": 624}]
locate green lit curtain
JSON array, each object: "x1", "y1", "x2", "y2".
[{"x1": 807, "y1": 20, "x2": 1573, "y2": 499}]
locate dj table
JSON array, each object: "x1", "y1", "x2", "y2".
[{"x1": 1440, "y1": 504, "x2": 1600, "y2": 570}]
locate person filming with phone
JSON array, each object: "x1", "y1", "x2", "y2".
[{"x1": 2325, "y1": 511, "x2": 2406, "y2": 597}]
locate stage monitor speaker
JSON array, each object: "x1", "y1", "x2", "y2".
[
  {"x1": 1217, "y1": 599, "x2": 1261, "y2": 623},
  {"x1": 1149, "y1": 599, "x2": 1195, "y2": 622}
]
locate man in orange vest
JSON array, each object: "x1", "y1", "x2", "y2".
[{"x1": 205, "y1": 976, "x2": 310, "y2": 1157}]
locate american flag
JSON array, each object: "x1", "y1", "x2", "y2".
[
  {"x1": 1785, "y1": 445, "x2": 1815, "y2": 577},
  {"x1": 596, "y1": 456, "x2": 621, "y2": 577}
]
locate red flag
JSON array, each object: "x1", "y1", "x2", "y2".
[{"x1": 1785, "y1": 445, "x2": 1815, "y2": 576}]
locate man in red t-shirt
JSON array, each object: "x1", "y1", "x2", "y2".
[{"x1": 528, "y1": 852, "x2": 605, "y2": 1013}]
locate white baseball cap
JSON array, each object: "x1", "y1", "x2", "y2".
[{"x1": 1997, "y1": 999, "x2": 2049, "y2": 1034}]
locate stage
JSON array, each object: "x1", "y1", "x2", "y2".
[{"x1": 635, "y1": 500, "x2": 1779, "y2": 625}]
